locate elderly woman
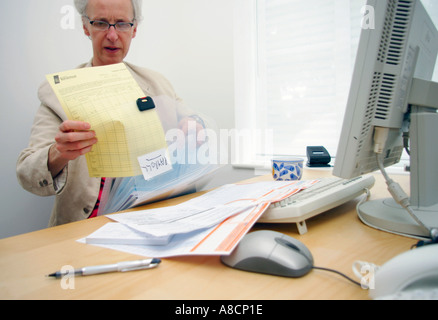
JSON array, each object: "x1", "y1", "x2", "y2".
[{"x1": 17, "y1": 0, "x2": 204, "y2": 226}]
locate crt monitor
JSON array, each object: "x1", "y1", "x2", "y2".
[{"x1": 333, "y1": 0, "x2": 438, "y2": 240}]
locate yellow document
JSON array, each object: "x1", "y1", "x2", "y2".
[{"x1": 46, "y1": 63, "x2": 168, "y2": 178}]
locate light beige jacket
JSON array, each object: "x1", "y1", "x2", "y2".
[{"x1": 17, "y1": 61, "x2": 192, "y2": 227}]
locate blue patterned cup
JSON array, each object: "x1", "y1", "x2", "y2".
[{"x1": 272, "y1": 157, "x2": 304, "y2": 181}]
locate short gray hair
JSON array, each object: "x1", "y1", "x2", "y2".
[{"x1": 74, "y1": 0, "x2": 143, "y2": 22}]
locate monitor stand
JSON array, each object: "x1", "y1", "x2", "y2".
[{"x1": 358, "y1": 79, "x2": 438, "y2": 239}]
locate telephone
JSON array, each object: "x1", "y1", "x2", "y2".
[{"x1": 369, "y1": 244, "x2": 438, "y2": 300}]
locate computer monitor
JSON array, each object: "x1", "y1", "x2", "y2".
[{"x1": 333, "y1": 0, "x2": 438, "y2": 239}]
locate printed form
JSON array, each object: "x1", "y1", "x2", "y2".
[
  {"x1": 46, "y1": 63, "x2": 168, "y2": 178},
  {"x1": 80, "y1": 179, "x2": 318, "y2": 257}
]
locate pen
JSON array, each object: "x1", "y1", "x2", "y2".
[{"x1": 47, "y1": 258, "x2": 161, "y2": 279}]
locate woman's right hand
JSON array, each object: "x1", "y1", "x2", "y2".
[{"x1": 48, "y1": 120, "x2": 97, "y2": 177}]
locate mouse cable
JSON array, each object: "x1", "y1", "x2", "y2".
[{"x1": 312, "y1": 266, "x2": 361, "y2": 287}]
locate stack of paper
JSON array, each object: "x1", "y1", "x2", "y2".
[
  {"x1": 97, "y1": 162, "x2": 219, "y2": 215},
  {"x1": 82, "y1": 179, "x2": 318, "y2": 258},
  {"x1": 85, "y1": 223, "x2": 172, "y2": 246}
]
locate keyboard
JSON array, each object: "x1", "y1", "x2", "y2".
[{"x1": 258, "y1": 175, "x2": 376, "y2": 234}]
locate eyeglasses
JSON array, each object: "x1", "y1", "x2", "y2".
[{"x1": 85, "y1": 17, "x2": 135, "y2": 32}]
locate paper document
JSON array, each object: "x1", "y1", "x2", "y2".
[
  {"x1": 109, "y1": 203, "x2": 255, "y2": 237},
  {"x1": 80, "y1": 179, "x2": 318, "y2": 258},
  {"x1": 80, "y1": 202, "x2": 271, "y2": 257},
  {"x1": 85, "y1": 222, "x2": 172, "y2": 246},
  {"x1": 109, "y1": 180, "x2": 314, "y2": 237},
  {"x1": 98, "y1": 163, "x2": 218, "y2": 215},
  {"x1": 46, "y1": 63, "x2": 167, "y2": 177}
]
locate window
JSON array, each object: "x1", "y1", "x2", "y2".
[{"x1": 233, "y1": 0, "x2": 438, "y2": 168}]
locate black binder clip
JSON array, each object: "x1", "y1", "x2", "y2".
[{"x1": 137, "y1": 96, "x2": 155, "y2": 112}]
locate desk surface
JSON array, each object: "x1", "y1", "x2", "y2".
[{"x1": 0, "y1": 169, "x2": 415, "y2": 300}]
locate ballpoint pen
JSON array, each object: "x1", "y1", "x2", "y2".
[{"x1": 47, "y1": 258, "x2": 161, "y2": 279}]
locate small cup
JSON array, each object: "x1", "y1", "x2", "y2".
[{"x1": 272, "y1": 157, "x2": 304, "y2": 181}]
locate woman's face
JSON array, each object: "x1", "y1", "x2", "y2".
[{"x1": 83, "y1": 0, "x2": 138, "y2": 66}]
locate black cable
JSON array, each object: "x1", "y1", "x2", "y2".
[{"x1": 312, "y1": 266, "x2": 362, "y2": 287}]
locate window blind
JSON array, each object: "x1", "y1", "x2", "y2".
[
  {"x1": 233, "y1": 0, "x2": 437, "y2": 168},
  {"x1": 256, "y1": 0, "x2": 366, "y2": 159}
]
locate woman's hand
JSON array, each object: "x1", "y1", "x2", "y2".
[
  {"x1": 48, "y1": 120, "x2": 97, "y2": 177},
  {"x1": 178, "y1": 117, "x2": 206, "y2": 146}
]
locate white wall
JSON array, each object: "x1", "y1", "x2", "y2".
[{"x1": 0, "y1": 0, "x2": 236, "y2": 238}]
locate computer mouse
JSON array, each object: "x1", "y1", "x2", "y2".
[{"x1": 221, "y1": 230, "x2": 314, "y2": 278}]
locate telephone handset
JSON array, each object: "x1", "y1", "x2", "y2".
[{"x1": 369, "y1": 244, "x2": 438, "y2": 300}]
